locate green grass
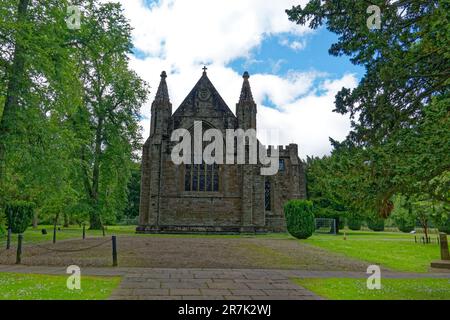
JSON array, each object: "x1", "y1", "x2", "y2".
[
  {"x1": 0, "y1": 225, "x2": 137, "y2": 246},
  {"x1": 294, "y1": 278, "x2": 450, "y2": 300},
  {"x1": 304, "y1": 230, "x2": 442, "y2": 273},
  {"x1": 0, "y1": 273, "x2": 121, "y2": 300},
  {"x1": 0, "y1": 225, "x2": 292, "y2": 247}
]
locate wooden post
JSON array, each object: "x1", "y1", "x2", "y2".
[
  {"x1": 82, "y1": 224, "x2": 86, "y2": 240},
  {"x1": 112, "y1": 236, "x2": 118, "y2": 267},
  {"x1": 53, "y1": 220, "x2": 57, "y2": 244},
  {"x1": 439, "y1": 233, "x2": 450, "y2": 261},
  {"x1": 6, "y1": 228, "x2": 11, "y2": 250},
  {"x1": 102, "y1": 225, "x2": 106, "y2": 237},
  {"x1": 16, "y1": 234, "x2": 23, "y2": 264}
]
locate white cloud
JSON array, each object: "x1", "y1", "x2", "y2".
[
  {"x1": 279, "y1": 38, "x2": 307, "y2": 51},
  {"x1": 258, "y1": 74, "x2": 358, "y2": 157},
  {"x1": 105, "y1": 0, "x2": 356, "y2": 158}
]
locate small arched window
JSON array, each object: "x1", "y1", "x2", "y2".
[{"x1": 265, "y1": 178, "x2": 271, "y2": 211}]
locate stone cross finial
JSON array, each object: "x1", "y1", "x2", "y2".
[{"x1": 202, "y1": 66, "x2": 208, "y2": 74}]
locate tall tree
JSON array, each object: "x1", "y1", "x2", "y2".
[
  {"x1": 73, "y1": 2, "x2": 149, "y2": 229},
  {"x1": 0, "y1": 0, "x2": 78, "y2": 208},
  {"x1": 287, "y1": 0, "x2": 449, "y2": 216}
]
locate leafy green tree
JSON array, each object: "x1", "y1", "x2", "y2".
[
  {"x1": 390, "y1": 195, "x2": 416, "y2": 233},
  {"x1": 72, "y1": 2, "x2": 149, "y2": 228},
  {"x1": 0, "y1": 0, "x2": 77, "y2": 200},
  {"x1": 287, "y1": 1, "x2": 449, "y2": 218},
  {"x1": 123, "y1": 162, "x2": 141, "y2": 221},
  {"x1": 0, "y1": 1, "x2": 148, "y2": 231},
  {"x1": 306, "y1": 156, "x2": 348, "y2": 232}
]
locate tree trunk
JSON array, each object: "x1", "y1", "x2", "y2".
[
  {"x1": 63, "y1": 212, "x2": 69, "y2": 228},
  {"x1": 0, "y1": 0, "x2": 30, "y2": 205},
  {"x1": 423, "y1": 220, "x2": 429, "y2": 243},
  {"x1": 89, "y1": 209, "x2": 103, "y2": 230},
  {"x1": 32, "y1": 212, "x2": 38, "y2": 229},
  {"x1": 89, "y1": 117, "x2": 104, "y2": 229}
]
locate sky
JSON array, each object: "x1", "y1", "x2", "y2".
[{"x1": 105, "y1": 0, "x2": 364, "y2": 158}]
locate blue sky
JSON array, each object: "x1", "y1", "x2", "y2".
[
  {"x1": 228, "y1": 29, "x2": 363, "y2": 80},
  {"x1": 114, "y1": 0, "x2": 364, "y2": 157}
]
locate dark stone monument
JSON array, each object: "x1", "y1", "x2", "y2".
[{"x1": 431, "y1": 233, "x2": 450, "y2": 270}]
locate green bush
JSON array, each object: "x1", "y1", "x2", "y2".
[
  {"x1": 395, "y1": 218, "x2": 416, "y2": 233},
  {"x1": 367, "y1": 215, "x2": 385, "y2": 232},
  {"x1": 284, "y1": 200, "x2": 315, "y2": 239},
  {"x1": 5, "y1": 201, "x2": 35, "y2": 234},
  {"x1": 347, "y1": 215, "x2": 362, "y2": 231}
]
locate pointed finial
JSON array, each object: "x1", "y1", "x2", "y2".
[
  {"x1": 239, "y1": 71, "x2": 254, "y2": 103},
  {"x1": 155, "y1": 71, "x2": 169, "y2": 102}
]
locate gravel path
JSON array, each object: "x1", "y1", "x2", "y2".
[{"x1": 0, "y1": 236, "x2": 371, "y2": 271}]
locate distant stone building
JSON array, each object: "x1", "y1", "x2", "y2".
[{"x1": 137, "y1": 69, "x2": 306, "y2": 233}]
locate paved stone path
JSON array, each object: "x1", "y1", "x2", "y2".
[
  {"x1": 1, "y1": 265, "x2": 449, "y2": 300},
  {"x1": 109, "y1": 269, "x2": 322, "y2": 300}
]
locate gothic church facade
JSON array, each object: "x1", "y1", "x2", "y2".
[{"x1": 137, "y1": 69, "x2": 306, "y2": 233}]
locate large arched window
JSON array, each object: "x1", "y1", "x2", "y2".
[
  {"x1": 184, "y1": 121, "x2": 220, "y2": 192},
  {"x1": 185, "y1": 163, "x2": 219, "y2": 192}
]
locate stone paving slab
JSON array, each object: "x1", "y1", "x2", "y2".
[{"x1": 108, "y1": 269, "x2": 326, "y2": 300}]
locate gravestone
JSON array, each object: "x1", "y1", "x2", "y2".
[
  {"x1": 439, "y1": 233, "x2": 450, "y2": 260},
  {"x1": 430, "y1": 233, "x2": 450, "y2": 270}
]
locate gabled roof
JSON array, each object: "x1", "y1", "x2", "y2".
[{"x1": 172, "y1": 70, "x2": 236, "y2": 118}]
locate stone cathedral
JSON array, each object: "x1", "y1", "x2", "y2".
[{"x1": 137, "y1": 68, "x2": 306, "y2": 233}]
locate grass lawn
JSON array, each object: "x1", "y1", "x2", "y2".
[
  {"x1": 0, "y1": 225, "x2": 291, "y2": 247},
  {"x1": 0, "y1": 273, "x2": 121, "y2": 300},
  {"x1": 294, "y1": 278, "x2": 450, "y2": 300},
  {"x1": 304, "y1": 230, "x2": 442, "y2": 273},
  {"x1": 0, "y1": 225, "x2": 138, "y2": 246}
]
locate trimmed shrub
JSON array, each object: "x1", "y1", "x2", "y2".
[
  {"x1": 367, "y1": 215, "x2": 385, "y2": 232},
  {"x1": 5, "y1": 201, "x2": 35, "y2": 234},
  {"x1": 347, "y1": 216, "x2": 362, "y2": 231},
  {"x1": 284, "y1": 200, "x2": 315, "y2": 239}
]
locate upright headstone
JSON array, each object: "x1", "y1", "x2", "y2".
[{"x1": 439, "y1": 233, "x2": 450, "y2": 261}]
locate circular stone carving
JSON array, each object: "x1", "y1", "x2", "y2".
[{"x1": 198, "y1": 87, "x2": 211, "y2": 101}]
